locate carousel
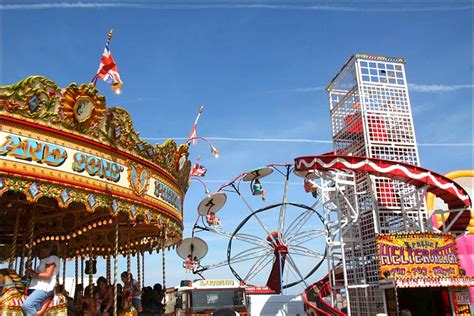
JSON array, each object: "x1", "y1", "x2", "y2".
[{"x1": 0, "y1": 76, "x2": 191, "y2": 315}]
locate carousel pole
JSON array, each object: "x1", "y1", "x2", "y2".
[
  {"x1": 127, "y1": 249, "x2": 131, "y2": 278},
  {"x1": 113, "y1": 217, "x2": 119, "y2": 316},
  {"x1": 137, "y1": 252, "x2": 141, "y2": 289},
  {"x1": 19, "y1": 233, "x2": 26, "y2": 276},
  {"x1": 127, "y1": 228, "x2": 131, "y2": 275},
  {"x1": 9, "y1": 210, "x2": 21, "y2": 269},
  {"x1": 81, "y1": 257, "x2": 84, "y2": 286},
  {"x1": 162, "y1": 249, "x2": 166, "y2": 290},
  {"x1": 106, "y1": 256, "x2": 111, "y2": 284},
  {"x1": 62, "y1": 243, "x2": 68, "y2": 287},
  {"x1": 25, "y1": 211, "x2": 35, "y2": 271},
  {"x1": 75, "y1": 257, "x2": 79, "y2": 288},
  {"x1": 141, "y1": 252, "x2": 145, "y2": 290},
  {"x1": 89, "y1": 244, "x2": 93, "y2": 301}
]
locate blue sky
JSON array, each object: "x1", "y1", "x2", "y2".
[{"x1": 1, "y1": 1, "x2": 473, "y2": 293}]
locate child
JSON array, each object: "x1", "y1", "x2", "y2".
[
  {"x1": 206, "y1": 212, "x2": 221, "y2": 227},
  {"x1": 252, "y1": 179, "x2": 266, "y2": 201},
  {"x1": 184, "y1": 255, "x2": 193, "y2": 272},
  {"x1": 304, "y1": 178, "x2": 319, "y2": 199}
]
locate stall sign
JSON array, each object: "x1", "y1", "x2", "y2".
[
  {"x1": 194, "y1": 280, "x2": 239, "y2": 288},
  {"x1": 377, "y1": 233, "x2": 459, "y2": 279}
]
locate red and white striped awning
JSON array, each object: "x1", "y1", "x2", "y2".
[{"x1": 294, "y1": 155, "x2": 471, "y2": 232}]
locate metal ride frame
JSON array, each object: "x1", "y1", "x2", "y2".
[
  {"x1": 304, "y1": 169, "x2": 431, "y2": 314},
  {"x1": 324, "y1": 54, "x2": 424, "y2": 315},
  {"x1": 191, "y1": 164, "x2": 327, "y2": 294}
]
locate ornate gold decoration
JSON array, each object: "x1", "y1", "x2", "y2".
[
  {"x1": 127, "y1": 162, "x2": 150, "y2": 197},
  {"x1": 0, "y1": 76, "x2": 60, "y2": 120},
  {"x1": 1, "y1": 76, "x2": 191, "y2": 193},
  {"x1": 59, "y1": 83, "x2": 106, "y2": 134}
]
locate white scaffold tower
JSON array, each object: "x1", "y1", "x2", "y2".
[{"x1": 325, "y1": 54, "x2": 424, "y2": 315}]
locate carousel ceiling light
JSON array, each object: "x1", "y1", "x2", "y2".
[
  {"x1": 77, "y1": 230, "x2": 82, "y2": 235},
  {"x1": 72, "y1": 233, "x2": 77, "y2": 238},
  {"x1": 92, "y1": 223, "x2": 97, "y2": 228},
  {"x1": 87, "y1": 225, "x2": 92, "y2": 230}
]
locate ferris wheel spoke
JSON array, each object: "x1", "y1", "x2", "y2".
[
  {"x1": 283, "y1": 209, "x2": 314, "y2": 239},
  {"x1": 206, "y1": 228, "x2": 272, "y2": 248},
  {"x1": 244, "y1": 255, "x2": 274, "y2": 283},
  {"x1": 285, "y1": 253, "x2": 309, "y2": 288},
  {"x1": 236, "y1": 192, "x2": 273, "y2": 237},
  {"x1": 277, "y1": 167, "x2": 291, "y2": 237},
  {"x1": 234, "y1": 233, "x2": 273, "y2": 249},
  {"x1": 231, "y1": 246, "x2": 272, "y2": 263},
  {"x1": 309, "y1": 197, "x2": 323, "y2": 213},
  {"x1": 286, "y1": 228, "x2": 326, "y2": 246},
  {"x1": 289, "y1": 245, "x2": 324, "y2": 258},
  {"x1": 201, "y1": 260, "x2": 234, "y2": 270}
]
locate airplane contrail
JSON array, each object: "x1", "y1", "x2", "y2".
[
  {"x1": 143, "y1": 136, "x2": 473, "y2": 147},
  {"x1": 1, "y1": 2, "x2": 472, "y2": 12}
]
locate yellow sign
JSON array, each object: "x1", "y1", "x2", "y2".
[
  {"x1": 377, "y1": 232, "x2": 460, "y2": 279},
  {"x1": 195, "y1": 280, "x2": 239, "y2": 287}
]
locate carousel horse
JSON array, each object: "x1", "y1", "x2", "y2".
[{"x1": 0, "y1": 268, "x2": 68, "y2": 316}]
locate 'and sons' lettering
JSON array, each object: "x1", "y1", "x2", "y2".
[
  {"x1": 72, "y1": 152, "x2": 123, "y2": 182},
  {"x1": 0, "y1": 135, "x2": 67, "y2": 167}
]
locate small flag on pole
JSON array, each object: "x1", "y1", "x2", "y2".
[
  {"x1": 188, "y1": 106, "x2": 204, "y2": 146},
  {"x1": 190, "y1": 162, "x2": 207, "y2": 177},
  {"x1": 94, "y1": 28, "x2": 123, "y2": 95}
]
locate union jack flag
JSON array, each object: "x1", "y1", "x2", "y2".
[
  {"x1": 95, "y1": 29, "x2": 123, "y2": 92},
  {"x1": 190, "y1": 163, "x2": 207, "y2": 177}
]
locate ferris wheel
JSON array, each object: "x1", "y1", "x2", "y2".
[{"x1": 182, "y1": 164, "x2": 327, "y2": 293}]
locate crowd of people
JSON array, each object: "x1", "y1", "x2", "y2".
[
  {"x1": 71, "y1": 272, "x2": 165, "y2": 315},
  {"x1": 22, "y1": 243, "x2": 166, "y2": 316}
]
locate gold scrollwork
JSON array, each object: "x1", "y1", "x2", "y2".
[{"x1": 59, "y1": 83, "x2": 106, "y2": 135}]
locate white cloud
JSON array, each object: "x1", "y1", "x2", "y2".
[{"x1": 409, "y1": 83, "x2": 474, "y2": 93}]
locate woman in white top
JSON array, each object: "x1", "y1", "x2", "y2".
[{"x1": 22, "y1": 242, "x2": 60, "y2": 316}]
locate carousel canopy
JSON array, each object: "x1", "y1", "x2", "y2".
[{"x1": 0, "y1": 76, "x2": 191, "y2": 259}]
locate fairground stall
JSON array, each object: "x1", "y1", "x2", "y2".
[{"x1": 0, "y1": 76, "x2": 191, "y2": 315}]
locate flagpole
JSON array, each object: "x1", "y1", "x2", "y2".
[
  {"x1": 187, "y1": 105, "x2": 204, "y2": 144},
  {"x1": 192, "y1": 105, "x2": 204, "y2": 129},
  {"x1": 92, "y1": 28, "x2": 114, "y2": 86}
]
